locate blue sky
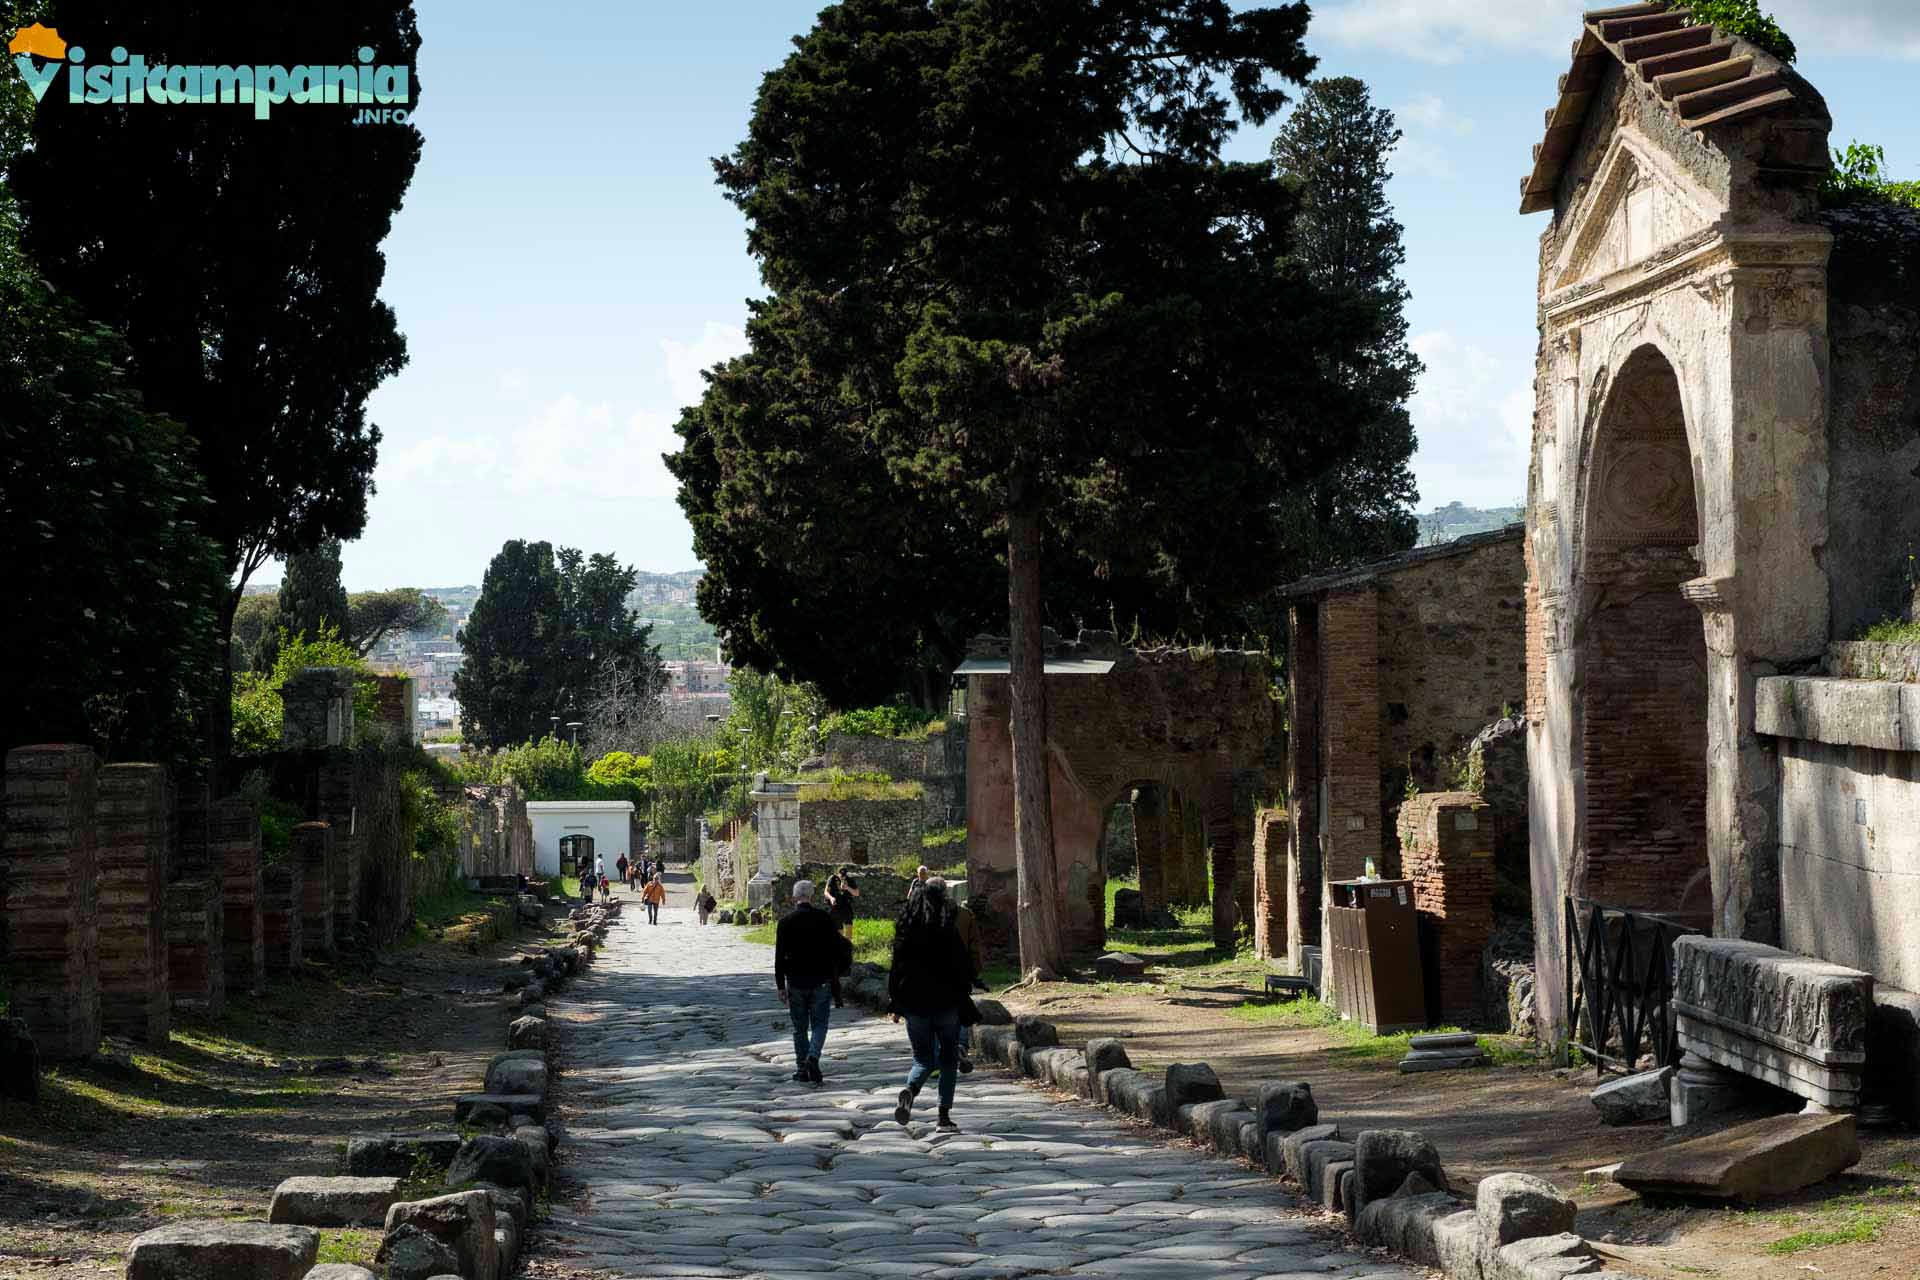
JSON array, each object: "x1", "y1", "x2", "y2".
[{"x1": 321, "y1": 0, "x2": 1920, "y2": 590}]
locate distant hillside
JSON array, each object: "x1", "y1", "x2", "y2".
[{"x1": 1417, "y1": 502, "x2": 1524, "y2": 546}]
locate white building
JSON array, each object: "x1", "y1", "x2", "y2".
[{"x1": 525, "y1": 800, "x2": 635, "y2": 877}]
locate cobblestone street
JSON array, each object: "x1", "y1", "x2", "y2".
[{"x1": 542, "y1": 890, "x2": 1420, "y2": 1280}]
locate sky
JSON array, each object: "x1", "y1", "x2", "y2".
[{"x1": 315, "y1": 0, "x2": 1920, "y2": 591}]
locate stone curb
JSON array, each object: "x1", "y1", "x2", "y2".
[{"x1": 830, "y1": 982, "x2": 1634, "y2": 1280}]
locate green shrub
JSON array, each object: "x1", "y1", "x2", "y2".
[
  {"x1": 230, "y1": 625, "x2": 374, "y2": 754},
  {"x1": 1684, "y1": 0, "x2": 1796, "y2": 63},
  {"x1": 820, "y1": 704, "x2": 940, "y2": 740},
  {"x1": 1823, "y1": 142, "x2": 1920, "y2": 212}
]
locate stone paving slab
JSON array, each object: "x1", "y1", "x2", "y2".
[{"x1": 542, "y1": 898, "x2": 1421, "y2": 1280}]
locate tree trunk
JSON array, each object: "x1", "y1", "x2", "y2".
[{"x1": 1007, "y1": 490, "x2": 1064, "y2": 976}]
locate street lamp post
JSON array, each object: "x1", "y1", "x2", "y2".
[{"x1": 566, "y1": 721, "x2": 584, "y2": 749}]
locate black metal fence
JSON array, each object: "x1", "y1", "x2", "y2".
[{"x1": 1564, "y1": 897, "x2": 1702, "y2": 1074}]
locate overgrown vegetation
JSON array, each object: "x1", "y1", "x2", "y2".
[
  {"x1": 230, "y1": 625, "x2": 378, "y2": 755},
  {"x1": 1682, "y1": 0, "x2": 1796, "y2": 63},
  {"x1": 1857, "y1": 618, "x2": 1920, "y2": 644},
  {"x1": 820, "y1": 704, "x2": 943, "y2": 740},
  {"x1": 1823, "y1": 143, "x2": 1920, "y2": 212},
  {"x1": 922, "y1": 825, "x2": 967, "y2": 850},
  {"x1": 794, "y1": 770, "x2": 923, "y2": 803}
]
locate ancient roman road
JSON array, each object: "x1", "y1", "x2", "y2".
[{"x1": 540, "y1": 882, "x2": 1418, "y2": 1280}]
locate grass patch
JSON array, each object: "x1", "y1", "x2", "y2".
[
  {"x1": 922, "y1": 825, "x2": 967, "y2": 850},
  {"x1": 317, "y1": 1229, "x2": 380, "y2": 1266},
  {"x1": 793, "y1": 769, "x2": 924, "y2": 803},
  {"x1": 1857, "y1": 617, "x2": 1920, "y2": 644},
  {"x1": 1226, "y1": 995, "x2": 1541, "y2": 1066},
  {"x1": 1764, "y1": 1209, "x2": 1891, "y2": 1255},
  {"x1": 890, "y1": 854, "x2": 966, "y2": 880},
  {"x1": 744, "y1": 917, "x2": 897, "y2": 969}
]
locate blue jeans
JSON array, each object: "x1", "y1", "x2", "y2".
[
  {"x1": 905, "y1": 1009, "x2": 962, "y2": 1111},
  {"x1": 788, "y1": 985, "x2": 833, "y2": 1067}
]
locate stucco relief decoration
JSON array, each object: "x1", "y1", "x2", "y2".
[
  {"x1": 1586, "y1": 359, "x2": 1694, "y2": 550},
  {"x1": 1554, "y1": 135, "x2": 1714, "y2": 293},
  {"x1": 1744, "y1": 271, "x2": 1822, "y2": 334}
]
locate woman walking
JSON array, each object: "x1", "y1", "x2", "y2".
[
  {"x1": 887, "y1": 880, "x2": 975, "y2": 1131},
  {"x1": 642, "y1": 873, "x2": 667, "y2": 925},
  {"x1": 696, "y1": 887, "x2": 717, "y2": 925}
]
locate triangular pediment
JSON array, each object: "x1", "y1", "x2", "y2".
[{"x1": 1553, "y1": 132, "x2": 1720, "y2": 291}]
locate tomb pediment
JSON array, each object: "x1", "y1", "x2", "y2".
[{"x1": 1553, "y1": 135, "x2": 1716, "y2": 292}]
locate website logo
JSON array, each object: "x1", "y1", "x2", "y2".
[{"x1": 10, "y1": 25, "x2": 412, "y2": 123}]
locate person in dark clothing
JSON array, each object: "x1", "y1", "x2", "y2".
[
  {"x1": 824, "y1": 870, "x2": 860, "y2": 941},
  {"x1": 887, "y1": 880, "x2": 974, "y2": 1130},
  {"x1": 774, "y1": 880, "x2": 844, "y2": 1084}
]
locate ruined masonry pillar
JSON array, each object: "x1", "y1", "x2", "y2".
[
  {"x1": 1253, "y1": 808, "x2": 1291, "y2": 961},
  {"x1": 318, "y1": 753, "x2": 361, "y2": 941},
  {"x1": 165, "y1": 879, "x2": 225, "y2": 1015},
  {"x1": 96, "y1": 763, "x2": 173, "y2": 1044},
  {"x1": 2, "y1": 745, "x2": 101, "y2": 1060},
  {"x1": 1134, "y1": 787, "x2": 1167, "y2": 911},
  {"x1": 1400, "y1": 792, "x2": 1495, "y2": 1026},
  {"x1": 260, "y1": 863, "x2": 304, "y2": 974},
  {"x1": 212, "y1": 798, "x2": 265, "y2": 997},
  {"x1": 293, "y1": 822, "x2": 336, "y2": 957}
]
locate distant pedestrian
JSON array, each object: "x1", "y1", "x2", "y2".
[
  {"x1": 824, "y1": 869, "x2": 861, "y2": 941},
  {"x1": 888, "y1": 879, "x2": 975, "y2": 1131},
  {"x1": 697, "y1": 888, "x2": 718, "y2": 925},
  {"x1": 616, "y1": 854, "x2": 629, "y2": 889},
  {"x1": 598, "y1": 874, "x2": 612, "y2": 904},
  {"x1": 906, "y1": 864, "x2": 931, "y2": 903},
  {"x1": 775, "y1": 880, "x2": 844, "y2": 1085},
  {"x1": 643, "y1": 873, "x2": 667, "y2": 924}
]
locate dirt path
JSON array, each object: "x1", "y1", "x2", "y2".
[{"x1": 0, "y1": 899, "x2": 565, "y2": 1277}]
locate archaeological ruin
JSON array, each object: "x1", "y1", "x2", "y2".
[
  {"x1": 1517, "y1": 6, "x2": 1920, "y2": 1112},
  {"x1": 961, "y1": 631, "x2": 1283, "y2": 958}
]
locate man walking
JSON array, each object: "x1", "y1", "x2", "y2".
[
  {"x1": 642, "y1": 873, "x2": 667, "y2": 924},
  {"x1": 774, "y1": 880, "x2": 844, "y2": 1085}
]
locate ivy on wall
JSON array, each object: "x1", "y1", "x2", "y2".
[{"x1": 1680, "y1": 0, "x2": 1797, "y2": 63}]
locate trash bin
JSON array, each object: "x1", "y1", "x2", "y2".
[{"x1": 1327, "y1": 877, "x2": 1426, "y2": 1033}]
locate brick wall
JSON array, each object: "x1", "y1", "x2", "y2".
[
  {"x1": 2, "y1": 745, "x2": 101, "y2": 1060},
  {"x1": 96, "y1": 763, "x2": 172, "y2": 1044},
  {"x1": 165, "y1": 878, "x2": 224, "y2": 1015},
  {"x1": 1581, "y1": 547, "x2": 1709, "y2": 911},
  {"x1": 1287, "y1": 603, "x2": 1324, "y2": 967},
  {"x1": 317, "y1": 753, "x2": 361, "y2": 938},
  {"x1": 799, "y1": 797, "x2": 923, "y2": 866},
  {"x1": 769, "y1": 863, "x2": 914, "y2": 922},
  {"x1": 260, "y1": 864, "x2": 304, "y2": 974},
  {"x1": 212, "y1": 798, "x2": 265, "y2": 998},
  {"x1": 370, "y1": 674, "x2": 416, "y2": 744},
  {"x1": 292, "y1": 822, "x2": 336, "y2": 957},
  {"x1": 1321, "y1": 589, "x2": 1382, "y2": 884},
  {"x1": 1253, "y1": 808, "x2": 1290, "y2": 959},
  {"x1": 1399, "y1": 792, "x2": 1496, "y2": 1024}
]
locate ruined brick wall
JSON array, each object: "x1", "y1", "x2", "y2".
[
  {"x1": 769, "y1": 863, "x2": 914, "y2": 922},
  {"x1": 370, "y1": 674, "x2": 416, "y2": 744},
  {"x1": 96, "y1": 764, "x2": 172, "y2": 1044},
  {"x1": 1286, "y1": 603, "x2": 1323, "y2": 968},
  {"x1": 1822, "y1": 203, "x2": 1920, "y2": 641},
  {"x1": 799, "y1": 797, "x2": 923, "y2": 866},
  {"x1": 165, "y1": 877, "x2": 224, "y2": 1015},
  {"x1": 281, "y1": 667, "x2": 357, "y2": 750},
  {"x1": 1375, "y1": 534, "x2": 1527, "y2": 848},
  {"x1": 292, "y1": 822, "x2": 336, "y2": 957},
  {"x1": 211, "y1": 797, "x2": 265, "y2": 998},
  {"x1": 260, "y1": 864, "x2": 304, "y2": 974},
  {"x1": 824, "y1": 726, "x2": 967, "y2": 827},
  {"x1": 1252, "y1": 808, "x2": 1290, "y2": 960},
  {"x1": 317, "y1": 753, "x2": 361, "y2": 939},
  {"x1": 1320, "y1": 590, "x2": 1382, "y2": 883},
  {"x1": 1399, "y1": 792, "x2": 1496, "y2": 1025},
  {"x1": 2, "y1": 745, "x2": 100, "y2": 1059}
]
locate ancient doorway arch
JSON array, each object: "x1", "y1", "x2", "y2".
[{"x1": 1576, "y1": 345, "x2": 1711, "y2": 920}]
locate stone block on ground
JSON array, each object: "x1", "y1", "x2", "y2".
[
  {"x1": 1432, "y1": 1208, "x2": 1487, "y2": 1278},
  {"x1": 1476, "y1": 1171, "x2": 1577, "y2": 1246},
  {"x1": 1613, "y1": 1112, "x2": 1860, "y2": 1202},
  {"x1": 305, "y1": 1266, "x2": 376, "y2": 1280},
  {"x1": 125, "y1": 1221, "x2": 319, "y2": 1280},
  {"x1": 483, "y1": 1055, "x2": 547, "y2": 1098},
  {"x1": 494, "y1": 1220, "x2": 519, "y2": 1275},
  {"x1": 447, "y1": 1136, "x2": 537, "y2": 1198},
  {"x1": 1354, "y1": 1191, "x2": 1461, "y2": 1267},
  {"x1": 1258, "y1": 1079, "x2": 1318, "y2": 1143},
  {"x1": 346, "y1": 1133, "x2": 464, "y2": 1177},
  {"x1": 1134, "y1": 1084, "x2": 1167, "y2": 1124},
  {"x1": 1488, "y1": 1232, "x2": 1597, "y2": 1280},
  {"x1": 1093, "y1": 952, "x2": 1146, "y2": 978},
  {"x1": 381, "y1": 1191, "x2": 498, "y2": 1280},
  {"x1": 507, "y1": 1016, "x2": 545, "y2": 1050},
  {"x1": 1591, "y1": 1067, "x2": 1673, "y2": 1125},
  {"x1": 972, "y1": 998, "x2": 1012, "y2": 1025},
  {"x1": 1013, "y1": 1015, "x2": 1059, "y2": 1048},
  {"x1": 1323, "y1": 1159, "x2": 1355, "y2": 1211},
  {"x1": 377, "y1": 1224, "x2": 460, "y2": 1280},
  {"x1": 1085, "y1": 1037, "x2": 1131, "y2": 1078},
  {"x1": 1208, "y1": 1107, "x2": 1258, "y2": 1156},
  {"x1": 1303, "y1": 1139, "x2": 1356, "y2": 1203},
  {"x1": 1353, "y1": 1129, "x2": 1447, "y2": 1210},
  {"x1": 1164, "y1": 1062, "x2": 1224, "y2": 1110},
  {"x1": 1281, "y1": 1122, "x2": 1341, "y2": 1182},
  {"x1": 1098, "y1": 1066, "x2": 1147, "y2": 1112},
  {"x1": 1184, "y1": 1098, "x2": 1240, "y2": 1141},
  {"x1": 1398, "y1": 1038, "x2": 1490, "y2": 1072},
  {"x1": 454, "y1": 1092, "x2": 545, "y2": 1123},
  {"x1": 268, "y1": 1175, "x2": 403, "y2": 1227}
]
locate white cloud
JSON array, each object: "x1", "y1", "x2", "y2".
[
  {"x1": 1407, "y1": 330, "x2": 1534, "y2": 507},
  {"x1": 1315, "y1": 0, "x2": 1920, "y2": 63},
  {"x1": 661, "y1": 321, "x2": 748, "y2": 409},
  {"x1": 1399, "y1": 93, "x2": 1472, "y2": 137},
  {"x1": 1390, "y1": 94, "x2": 1473, "y2": 181}
]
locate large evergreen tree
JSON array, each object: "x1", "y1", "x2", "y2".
[
  {"x1": 684, "y1": 0, "x2": 1401, "y2": 971},
  {"x1": 1269, "y1": 77, "x2": 1421, "y2": 569},
  {"x1": 11, "y1": 1, "x2": 424, "y2": 772},
  {"x1": 256, "y1": 539, "x2": 352, "y2": 670},
  {"x1": 454, "y1": 542, "x2": 663, "y2": 751}
]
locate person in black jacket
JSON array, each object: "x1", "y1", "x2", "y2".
[
  {"x1": 887, "y1": 880, "x2": 974, "y2": 1131},
  {"x1": 774, "y1": 880, "x2": 844, "y2": 1084}
]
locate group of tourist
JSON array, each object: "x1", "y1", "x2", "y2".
[{"x1": 773, "y1": 867, "x2": 986, "y2": 1132}]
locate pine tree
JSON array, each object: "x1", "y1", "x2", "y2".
[{"x1": 259, "y1": 540, "x2": 352, "y2": 671}]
